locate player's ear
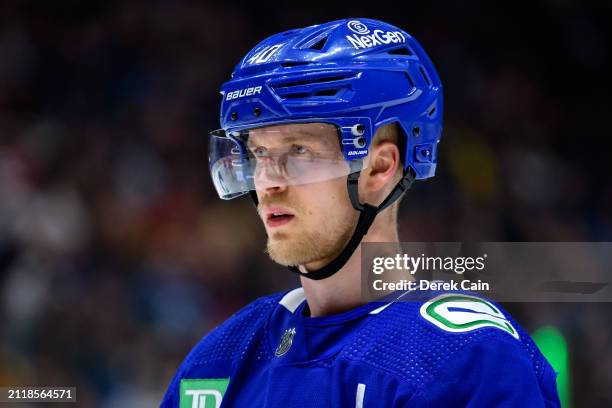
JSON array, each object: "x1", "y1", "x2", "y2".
[{"x1": 362, "y1": 140, "x2": 401, "y2": 193}]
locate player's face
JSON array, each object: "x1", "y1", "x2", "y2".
[{"x1": 250, "y1": 123, "x2": 358, "y2": 267}]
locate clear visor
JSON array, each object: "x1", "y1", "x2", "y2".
[{"x1": 209, "y1": 122, "x2": 368, "y2": 199}]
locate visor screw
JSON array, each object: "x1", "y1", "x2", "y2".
[
  {"x1": 351, "y1": 124, "x2": 365, "y2": 136},
  {"x1": 412, "y1": 127, "x2": 420, "y2": 137},
  {"x1": 356, "y1": 137, "x2": 366, "y2": 148},
  {"x1": 231, "y1": 112, "x2": 238, "y2": 121},
  {"x1": 422, "y1": 149, "x2": 430, "y2": 157},
  {"x1": 254, "y1": 107, "x2": 261, "y2": 117}
]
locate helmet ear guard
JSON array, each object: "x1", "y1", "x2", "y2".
[{"x1": 212, "y1": 18, "x2": 443, "y2": 280}]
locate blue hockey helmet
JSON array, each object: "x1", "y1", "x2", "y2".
[{"x1": 209, "y1": 18, "x2": 443, "y2": 279}]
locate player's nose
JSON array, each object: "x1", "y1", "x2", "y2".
[
  {"x1": 254, "y1": 160, "x2": 289, "y2": 193},
  {"x1": 257, "y1": 181, "x2": 289, "y2": 197}
]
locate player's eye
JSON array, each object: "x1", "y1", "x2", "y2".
[
  {"x1": 252, "y1": 146, "x2": 268, "y2": 158},
  {"x1": 290, "y1": 144, "x2": 310, "y2": 156}
]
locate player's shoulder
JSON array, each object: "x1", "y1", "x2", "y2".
[
  {"x1": 177, "y1": 290, "x2": 287, "y2": 369},
  {"x1": 160, "y1": 291, "x2": 290, "y2": 406},
  {"x1": 342, "y1": 291, "x2": 549, "y2": 385}
]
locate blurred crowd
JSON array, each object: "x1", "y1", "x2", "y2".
[{"x1": 0, "y1": 0, "x2": 610, "y2": 406}]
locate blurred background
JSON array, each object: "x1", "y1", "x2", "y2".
[{"x1": 0, "y1": 0, "x2": 610, "y2": 406}]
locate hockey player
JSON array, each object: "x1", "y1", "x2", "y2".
[{"x1": 161, "y1": 18, "x2": 561, "y2": 407}]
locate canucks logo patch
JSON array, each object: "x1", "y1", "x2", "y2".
[
  {"x1": 275, "y1": 327, "x2": 296, "y2": 357},
  {"x1": 180, "y1": 378, "x2": 229, "y2": 408},
  {"x1": 420, "y1": 294, "x2": 519, "y2": 339}
]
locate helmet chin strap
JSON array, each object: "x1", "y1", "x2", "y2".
[{"x1": 249, "y1": 162, "x2": 416, "y2": 281}]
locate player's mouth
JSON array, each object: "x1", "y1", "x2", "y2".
[{"x1": 263, "y1": 207, "x2": 295, "y2": 228}]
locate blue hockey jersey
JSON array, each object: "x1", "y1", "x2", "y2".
[{"x1": 161, "y1": 288, "x2": 560, "y2": 407}]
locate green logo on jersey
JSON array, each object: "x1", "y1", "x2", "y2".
[
  {"x1": 180, "y1": 378, "x2": 230, "y2": 408},
  {"x1": 420, "y1": 294, "x2": 519, "y2": 339}
]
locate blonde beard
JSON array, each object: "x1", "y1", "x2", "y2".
[{"x1": 265, "y1": 211, "x2": 357, "y2": 267}]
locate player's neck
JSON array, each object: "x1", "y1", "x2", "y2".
[{"x1": 300, "y1": 217, "x2": 399, "y2": 317}]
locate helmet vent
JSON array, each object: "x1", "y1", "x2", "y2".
[
  {"x1": 283, "y1": 88, "x2": 340, "y2": 99},
  {"x1": 268, "y1": 71, "x2": 357, "y2": 100},
  {"x1": 284, "y1": 92, "x2": 310, "y2": 99},
  {"x1": 313, "y1": 89, "x2": 339, "y2": 96},
  {"x1": 294, "y1": 24, "x2": 339, "y2": 50},
  {"x1": 308, "y1": 36, "x2": 328, "y2": 51},
  {"x1": 418, "y1": 65, "x2": 431, "y2": 86},
  {"x1": 274, "y1": 74, "x2": 352, "y2": 89},
  {"x1": 387, "y1": 47, "x2": 413, "y2": 56},
  {"x1": 404, "y1": 72, "x2": 415, "y2": 89},
  {"x1": 280, "y1": 61, "x2": 312, "y2": 67}
]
